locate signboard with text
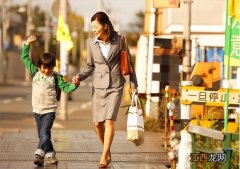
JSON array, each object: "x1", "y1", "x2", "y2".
[
  {"x1": 181, "y1": 86, "x2": 240, "y2": 107},
  {"x1": 224, "y1": 0, "x2": 240, "y2": 66}
]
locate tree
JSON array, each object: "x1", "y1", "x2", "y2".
[
  {"x1": 125, "y1": 10, "x2": 145, "y2": 46},
  {"x1": 67, "y1": 11, "x2": 84, "y2": 66},
  {"x1": 128, "y1": 10, "x2": 145, "y2": 33}
]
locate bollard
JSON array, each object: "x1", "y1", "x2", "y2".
[
  {"x1": 167, "y1": 102, "x2": 175, "y2": 133},
  {"x1": 180, "y1": 81, "x2": 192, "y2": 129},
  {"x1": 167, "y1": 101, "x2": 177, "y2": 169},
  {"x1": 164, "y1": 85, "x2": 171, "y2": 149}
]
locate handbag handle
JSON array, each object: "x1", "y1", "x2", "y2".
[
  {"x1": 131, "y1": 92, "x2": 142, "y2": 109},
  {"x1": 119, "y1": 36, "x2": 127, "y2": 51},
  {"x1": 135, "y1": 95, "x2": 142, "y2": 109}
]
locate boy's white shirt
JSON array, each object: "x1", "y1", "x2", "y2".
[{"x1": 32, "y1": 71, "x2": 58, "y2": 114}]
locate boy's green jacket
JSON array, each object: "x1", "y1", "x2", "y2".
[{"x1": 21, "y1": 44, "x2": 78, "y2": 114}]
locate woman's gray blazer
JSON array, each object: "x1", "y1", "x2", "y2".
[{"x1": 78, "y1": 34, "x2": 138, "y2": 122}]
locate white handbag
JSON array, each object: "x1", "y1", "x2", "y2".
[{"x1": 127, "y1": 92, "x2": 144, "y2": 146}]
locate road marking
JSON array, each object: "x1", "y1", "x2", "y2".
[
  {"x1": 1, "y1": 97, "x2": 26, "y2": 104},
  {"x1": 67, "y1": 107, "x2": 79, "y2": 115},
  {"x1": 21, "y1": 82, "x2": 31, "y2": 87},
  {"x1": 15, "y1": 97, "x2": 24, "y2": 102},
  {"x1": 80, "y1": 101, "x2": 92, "y2": 109},
  {"x1": 2, "y1": 99, "x2": 11, "y2": 104},
  {"x1": 53, "y1": 122, "x2": 65, "y2": 129}
]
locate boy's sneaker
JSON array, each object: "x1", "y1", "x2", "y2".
[
  {"x1": 33, "y1": 154, "x2": 44, "y2": 166},
  {"x1": 46, "y1": 156, "x2": 58, "y2": 164}
]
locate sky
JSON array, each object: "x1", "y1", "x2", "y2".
[{"x1": 12, "y1": 0, "x2": 145, "y2": 32}]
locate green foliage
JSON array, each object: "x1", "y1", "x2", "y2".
[
  {"x1": 231, "y1": 140, "x2": 239, "y2": 169},
  {"x1": 68, "y1": 11, "x2": 84, "y2": 31},
  {"x1": 67, "y1": 11, "x2": 84, "y2": 65},
  {"x1": 32, "y1": 6, "x2": 45, "y2": 31},
  {"x1": 193, "y1": 119, "x2": 239, "y2": 169},
  {"x1": 124, "y1": 10, "x2": 145, "y2": 47},
  {"x1": 195, "y1": 134, "x2": 224, "y2": 168},
  {"x1": 139, "y1": 88, "x2": 180, "y2": 132},
  {"x1": 139, "y1": 96, "x2": 165, "y2": 132},
  {"x1": 144, "y1": 118, "x2": 164, "y2": 132},
  {"x1": 127, "y1": 10, "x2": 145, "y2": 34}
]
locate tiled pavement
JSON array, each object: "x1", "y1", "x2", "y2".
[
  {"x1": 0, "y1": 128, "x2": 169, "y2": 169},
  {"x1": 0, "y1": 79, "x2": 170, "y2": 169}
]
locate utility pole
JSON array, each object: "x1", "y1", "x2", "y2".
[
  {"x1": 145, "y1": 0, "x2": 157, "y2": 119},
  {"x1": 1, "y1": 0, "x2": 11, "y2": 84},
  {"x1": 155, "y1": 8, "x2": 163, "y2": 36},
  {"x1": 44, "y1": 11, "x2": 50, "y2": 53},
  {"x1": 26, "y1": 0, "x2": 33, "y2": 37},
  {"x1": 182, "y1": 0, "x2": 192, "y2": 81},
  {"x1": 71, "y1": 29, "x2": 78, "y2": 65},
  {"x1": 59, "y1": 0, "x2": 68, "y2": 120},
  {"x1": 180, "y1": 0, "x2": 192, "y2": 124},
  {"x1": 79, "y1": 29, "x2": 84, "y2": 68},
  {"x1": 25, "y1": 0, "x2": 33, "y2": 82},
  {"x1": 0, "y1": 0, "x2": 3, "y2": 83}
]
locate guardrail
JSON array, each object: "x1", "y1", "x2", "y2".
[{"x1": 188, "y1": 123, "x2": 239, "y2": 169}]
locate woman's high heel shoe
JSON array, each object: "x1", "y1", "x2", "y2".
[
  {"x1": 107, "y1": 150, "x2": 111, "y2": 165},
  {"x1": 98, "y1": 163, "x2": 108, "y2": 168}
]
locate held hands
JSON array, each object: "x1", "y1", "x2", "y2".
[
  {"x1": 132, "y1": 88, "x2": 138, "y2": 94},
  {"x1": 26, "y1": 35, "x2": 36, "y2": 45},
  {"x1": 72, "y1": 75, "x2": 80, "y2": 86}
]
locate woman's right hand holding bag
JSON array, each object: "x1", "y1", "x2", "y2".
[{"x1": 127, "y1": 92, "x2": 144, "y2": 146}]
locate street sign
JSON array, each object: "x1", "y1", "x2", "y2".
[{"x1": 181, "y1": 86, "x2": 240, "y2": 107}]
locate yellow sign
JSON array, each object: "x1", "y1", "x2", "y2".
[
  {"x1": 153, "y1": 0, "x2": 180, "y2": 8},
  {"x1": 181, "y1": 86, "x2": 240, "y2": 107},
  {"x1": 56, "y1": 15, "x2": 73, "y2": 51}
]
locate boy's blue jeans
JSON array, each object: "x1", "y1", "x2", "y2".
[{"x1": 34, "y1": 112, "x2": 56, "y2": 157}]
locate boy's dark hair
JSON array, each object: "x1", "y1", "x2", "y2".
[{"x1": 38, "y1": 52, "x2": 56, "y2": 68}]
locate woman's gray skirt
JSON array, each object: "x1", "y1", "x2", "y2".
[{"x1": 92, "y1": 86, "x2": 124, "y2": 122}]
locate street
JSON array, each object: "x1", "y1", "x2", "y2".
[
  {"x1": 0, "y1": 78, "x2": 169, "y2": 169},
  {"x1": 0, "y1": 78, "x2": 94, "y2": 130}
]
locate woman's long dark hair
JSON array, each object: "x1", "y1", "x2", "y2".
[{"x1": 91, "y1": 11, "x2": 117, "y2": 39}]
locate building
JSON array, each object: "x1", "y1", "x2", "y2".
[{"x1": 136, "y1": 0, "x2": 230, "y2": 118}]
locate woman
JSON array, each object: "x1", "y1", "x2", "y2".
[{"x1": 77, "y1": 11, "x2": 138, "y2": 168}]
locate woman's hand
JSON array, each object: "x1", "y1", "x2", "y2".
[
  {"x1": 26, "y1": 35, "x2": 36, "y2": 45},
  {"x1": 131, "y1": 87, "x2": 138, "y2": 94}
]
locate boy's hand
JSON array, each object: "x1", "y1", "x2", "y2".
[
  {"x1": 72, "y1": 76, "x2": 80, "y2": 86},
  {"x1": 26, "y1": 35, "x2": 36, "y2": 45}
]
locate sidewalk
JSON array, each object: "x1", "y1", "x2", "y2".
[
  {"x1": 0, "y1": 79, "x2": 170, "y2": 169},
  {"x1": 0, "y1": 129, "x2": 169, "y2": 169}
]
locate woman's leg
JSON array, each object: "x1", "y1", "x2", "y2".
[
  {"x1": 99, "y1": 119, "x2": 115, "y2": 164},
  {"x1": 95, "y1": 121, "x2": 105, "y2": 145}
]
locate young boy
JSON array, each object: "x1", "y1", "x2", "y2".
[{"x1": 21, "y1": 35, "x2": 80, "y2": 166}]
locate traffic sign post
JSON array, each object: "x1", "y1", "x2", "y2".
[{"x1": 58, "y1": 0, "x2": 69, "y2": 120}]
